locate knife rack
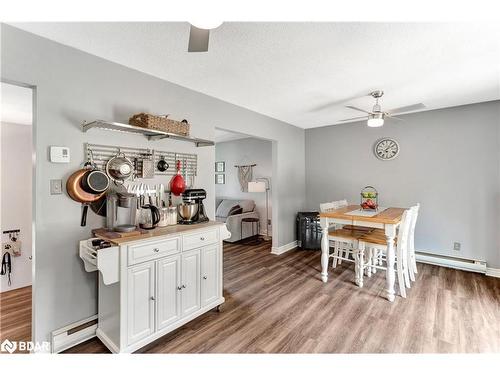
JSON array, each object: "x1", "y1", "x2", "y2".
[{"x1": 85, "y1": 143, "x2": 197, "y2": 179}]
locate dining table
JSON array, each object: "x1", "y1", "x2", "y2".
[{"x1": 319, "y1": 205, "x2": 406, "y2": 302}]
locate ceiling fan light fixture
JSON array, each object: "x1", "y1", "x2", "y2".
[{"x1": 367, "y1": 113, "x2": 384, "y2": 127}]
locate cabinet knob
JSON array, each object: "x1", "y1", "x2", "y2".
[
  {"x1": 200, "y1": 237, "x2": 205, "y2": 241},
  {"x1": 182, "y1": 284, "x2": 187, "y2": 289},
  {"x1": 177, "y1": 286, "x2": 182, "y2": 290},
  {"x1": 203, "y1": 276, "x2": 208, "y2": 280},
  {"x1": 150, "y1": 296, "x2": 155, "y2": 301},
  {"x1": 153, "y1": 248, "x2": 160, "y2": 252}
]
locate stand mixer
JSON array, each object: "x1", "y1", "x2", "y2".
[{"x1": 178, "y1": 189, "x2": 209, "y2": 224}]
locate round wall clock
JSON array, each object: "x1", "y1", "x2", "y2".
[{"x1": 374, "y1": 138, "x2": 399, "y2": 160}]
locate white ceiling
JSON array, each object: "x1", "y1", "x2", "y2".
[
  {"x1": 11, "y1": 22, "x2": 500, "y2": 128},
  {"x1": 214, "y1": 128, "x2": 251, "y2": 143},
  {"x1": 0, "y1": 82, "x2": 33, "y2": 125}
]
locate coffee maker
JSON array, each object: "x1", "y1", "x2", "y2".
[
  {"x1": 106, "y1": 192, "x2": 138, "y2": 232},
  {"x1": 178, "y1": 189, "x2": 209, "y2": 224}
]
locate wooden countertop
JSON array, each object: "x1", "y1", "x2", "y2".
[
  {"x1": 319, "y1": 205, "x2": 406, "y2": 224},
  {"x1": 94, "y1": 221, "x2": 225, "y2": 245}
]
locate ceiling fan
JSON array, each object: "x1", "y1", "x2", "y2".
[
  {"x1": 340, "y1": 90, "x2": 426, "y2": 127},
  {"x1": 187, "y1": 21, "x2": 223, "y2": 52}
]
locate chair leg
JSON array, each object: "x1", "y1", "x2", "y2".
[
  {"x1": 337, "y1": 242, "x2": 343, "y2": 265},
  {"x1": 402, "y1": 246, "x2": 411, "y2": 289},
  {"x1": 366, "y1": 247, "x2": 372, "y2": 278},
  {"x1": 408, "y1": 251, "x2": 415, "y2": 282},
  {"x1": 356, "y1": 247, "x2": 364, "y2": 288},
  {"x1": 396, "y1": 248, "x2": 406, "y2": 298},
  {"x1": 331, "y1": 241, "x2": 338, "y2": 269}
]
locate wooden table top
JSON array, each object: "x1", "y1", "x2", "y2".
[
  {"x1": 94, "y1": 221, "x2": 224, "y2": 245},
  {"x1": 319, "y1": 205, "x2": 406, "y2": 224}
]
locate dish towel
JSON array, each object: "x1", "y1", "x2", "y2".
[{"x1": 237, "y1": 165, "x2": 253, "y2": 192}]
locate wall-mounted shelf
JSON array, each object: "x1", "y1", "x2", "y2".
[{"x1": 82, "y1": 120, "x2": 215, "y2": 147}]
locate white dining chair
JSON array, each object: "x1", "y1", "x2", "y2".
[
  {"x1": 407, "y1": 203, "x2": 420, "y2": 282},
  {"x1": 357, "y1": 208, "x2": 413, "y2": 297}
]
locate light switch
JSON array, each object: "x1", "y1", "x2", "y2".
[{"x1": 50, "y1": 179, "x2": 63, "y2": 195}]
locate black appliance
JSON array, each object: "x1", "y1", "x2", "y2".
[
  {"x1": 180, "y1": 188, "x2": 209, "y2": 224},
  {"x1": 296, "y1": 211, "x2": 321, "y2": 250}
]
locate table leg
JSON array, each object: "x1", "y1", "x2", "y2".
[
  {"x1": 385, "y1": 225, "x2": 396, "y2": 302},
  {"x1": 320, "y1": 218, "x2": 329, "y2": 283}
]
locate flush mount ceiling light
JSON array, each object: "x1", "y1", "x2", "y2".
[
  {"x1": 188, "y1": 21, "x2": 223, "y2": 53},
  {"x1": 339, "y1": 90, "x2": 426, "y2": 127}
]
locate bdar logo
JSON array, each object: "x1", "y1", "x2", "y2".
[{"x1": 1, "y1": 339, "x2": 17, "y2": 353}]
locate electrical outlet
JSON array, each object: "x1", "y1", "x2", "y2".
[
  {"x1": 453, "y1": 242, "x2": 461, "y2": 251},
  {"x1": 50, "y1": 179, "x2": 63, "y2": 195}
]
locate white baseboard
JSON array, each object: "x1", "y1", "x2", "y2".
[
  {"x1": 486, "y1": 267, "x2": 500, "y2": 278},
  {"x1": 51, "y1": 314, "x2": 97, "y2": 353},
  {"x1": 271, "y1": 240, "x2": 298, "y2": 255},
  {"x1": 415, "y1": 251, "x2": 488, "y2": 274}
]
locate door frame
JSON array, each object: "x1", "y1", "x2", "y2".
[{"x1": 0, "y1": 78, "x2": 37, "y2": 346}]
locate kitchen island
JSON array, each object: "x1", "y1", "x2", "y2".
[{"x1": 79, "y1": 221, "x2": 231, "y2": 353}]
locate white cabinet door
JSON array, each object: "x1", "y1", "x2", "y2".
[
  {"x1": 201, "y1": 244, "x2": 219, "y2": 307},
  {"x1": 181, "y1": 249, "x2": 201, "y2": 317},
  {"x1": 156, "y1": 255, "x2": 181, "y2": 330},
  {"x1": 127, "y1": 262, "x2": 155, "y2": 345}
]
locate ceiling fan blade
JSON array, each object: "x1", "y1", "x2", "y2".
[
  {"x1": 345, "y1": 105, "x2": 372, "y2": 114},
  {"x1": 338, "y1": 115, "x2": 367, "y2": 122},
  {"x1": 386, "y1": 115, "x2": 405, "y2": 121},
  {"x1": 388, "y1": 103, "x2": 426, "y2": 115},
  {"x1": 188, "y1": 25, "x2": 210, "y2": 52}
]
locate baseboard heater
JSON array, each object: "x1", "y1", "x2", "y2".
[
  {"x1": 415, "y1": 251, "x2": 487, "y2": 274},
  {"x1": 51, "y1": 315, "x2": 98, "y2": 353}
]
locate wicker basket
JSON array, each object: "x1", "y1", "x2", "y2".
[{"x1": 129, "y1": 113, "x2": 190, "y2": 136}]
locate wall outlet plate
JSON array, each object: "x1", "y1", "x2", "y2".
[
  {"x1": 453, "y1": 242, "x2": 461, "y2": 251},
  {"x1": 50, "y1": 179, "x2": 63, "y2": 195}
]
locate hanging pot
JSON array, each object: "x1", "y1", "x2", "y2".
[
  {"x1": 67, "y1": 165, "x2": 108, "y2": 226},
  {"x1": 169, "y1": 160, "x2": 186, "y2": 196},
  {"x1": 106, "y1": 152, "x2": 134, "y2": 183}
]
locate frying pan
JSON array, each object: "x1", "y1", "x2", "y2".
[{"x1": 67, "y1": 165, "x2": 109, "y2": 226}]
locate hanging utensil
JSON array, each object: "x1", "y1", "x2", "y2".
[
  {"x1": 106, "y1": 152, "x2": 134, "y2": 183},
  {"x1": 157, "y1": 156, "x2": 169, "y2": 172}
]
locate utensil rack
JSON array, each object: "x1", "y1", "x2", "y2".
[
  {"x1": 82, "y1": 120, "x2": 214, "y2": 147},
  {"x1": 85, "y1": 143, "x2": 197, "y2": 179}
]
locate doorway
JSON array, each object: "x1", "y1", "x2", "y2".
[
  {"x1": 0, "y1": 81, "x2": 35, "y2": 353},
  {"x1": 214, "y1": 128, "x2": 276, "y2": 246}
]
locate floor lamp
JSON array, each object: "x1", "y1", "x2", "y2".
[{"x1": 248, "y1": 177, "x2": 271, "y2": 240}]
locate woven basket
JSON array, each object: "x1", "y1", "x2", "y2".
[{"x1": 129, "y1": 113, "x2": 190, "y2": 136}]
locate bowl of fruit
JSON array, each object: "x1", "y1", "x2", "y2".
[{"x1": 360, "y1": 186, "x2": 378, "y2": 211}]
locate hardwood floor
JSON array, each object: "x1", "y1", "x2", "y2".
[
  {"x1": 63, "y1": 241, "x2": 500, "y2": 354},
  {"x1": 0, "y1": 285, "x2": 31, "y2": 354}
]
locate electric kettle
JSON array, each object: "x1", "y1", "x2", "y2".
[{"x1": 139, "y1": 204, "x2": 160, "y2": 230}]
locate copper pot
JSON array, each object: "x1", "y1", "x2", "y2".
[{"x1": 67, "y1": 168, "x2": 108, "y2": 226}]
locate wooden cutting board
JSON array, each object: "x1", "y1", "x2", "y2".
[{"x1": 92, "y1": 227, "x2": 149, "y2": 240}]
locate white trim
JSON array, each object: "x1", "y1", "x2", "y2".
[
  {"x1": 271, "y1": 240, "x2": 298, "y2": 255},
  {"x1": 50, "y1": 314, "x2": 97, "y2": 353},
  {"x1": 486, "y1": 267, "x2": 500, "y2": 278},
  {"x1": 416, "y1": 251, "x2": 487, "y2": 274}
]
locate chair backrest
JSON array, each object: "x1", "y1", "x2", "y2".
[
  {"x1": 320, "y1": 202, "x2": 336, "y2": 213},
  {"x1": 396, "y1": 209, "x2": 412, "y2": 253},
  {"x1": 408, "y1": 203, "x2": 420, "y2": 251},
  {"x1": 335, "y1": 199, "x2": 348, "y2": 208}
]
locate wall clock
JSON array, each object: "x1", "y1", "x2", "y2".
[{"x1": 374, "y1": 138, "x2": 400, "y2": 160}]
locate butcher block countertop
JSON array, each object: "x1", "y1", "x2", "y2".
[{"x1": 93, "y1": 221, "x2": 225, "y2": 245}]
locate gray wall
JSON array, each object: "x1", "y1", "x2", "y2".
[
  {"x1": 1, "y1": 24, "x2": 305, "y2": 344},
  {"x1": 215, "y1": 138, "x2": 273, "y2": 234},
  {"x1": 305, "y1": 101, "x2": 500, "y2": 267}
]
